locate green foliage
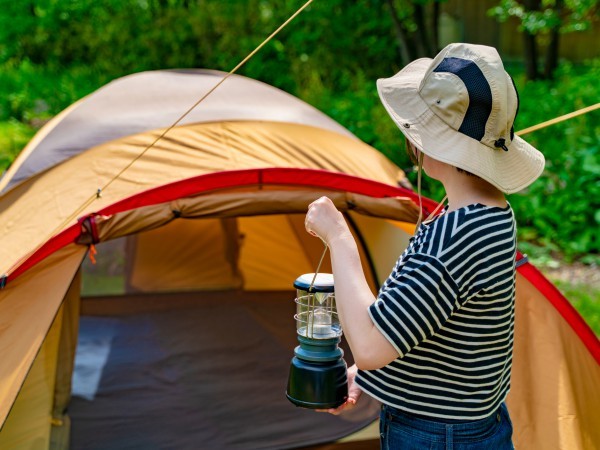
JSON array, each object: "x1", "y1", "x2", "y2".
[
  {"x1": 0, "y1": 0, "x2": 398, "y2": 85},
  {"x1": 489, "y1": 0, "x2": 598, "y2": 34},
  {"x1": 0, "y1": 121, "x2": 36, "y2": 169},
  {"x1": 507, "y1": 60, "x2": 600, "y2": 262},
  {"x1": 0, "y1": 59, "x2": 109, "y2": 122}
]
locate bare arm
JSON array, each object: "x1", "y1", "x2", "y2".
[{"x1": 305, "y1": 197, "x2": 399, "y2": 370}]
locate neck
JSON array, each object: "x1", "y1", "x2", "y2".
[{"x1": 441, "y1": 173, "x2": 506, "y2": 213}]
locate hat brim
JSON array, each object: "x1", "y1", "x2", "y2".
[{"x1": 377, "y1": 59, "x2": 545, "y2": 194}]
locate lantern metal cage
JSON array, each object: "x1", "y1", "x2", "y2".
[{"x1": 294, "y1": 290, "x2": 341, "y2": 340}]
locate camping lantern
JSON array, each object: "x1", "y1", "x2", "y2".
[{"x1": 286, "y1": 273, "x2": 348, "y2": 409}]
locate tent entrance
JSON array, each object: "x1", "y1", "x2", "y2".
[
  {"x1": 68, "y1": 188, "x2": 416, "y2": 448},
  {"x1": 68, "y1": 200, "x2": 406, "y2": 449}
]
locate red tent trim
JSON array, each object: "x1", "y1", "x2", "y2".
[
  {"x1": 7, "y1": 168, "x2": 432, "y2": 282},
  {"x1": 99, "y1": 168, "x2": 436, "y2": 215},
  {"x1": 6, "y1": 167, "x2": 598, "y2": 364}
]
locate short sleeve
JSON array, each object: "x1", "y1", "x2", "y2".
[{"x1": 369, "y1": 253, "x2": 460, "y2": 358}]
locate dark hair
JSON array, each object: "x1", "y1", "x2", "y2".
[
  {"x1": 456, "y1": 167, "x2": 480, "y2": 178},
  {"x1": 405, "y1": 138, "x2": 418, "y2": 165}
]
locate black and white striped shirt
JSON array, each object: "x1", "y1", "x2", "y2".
[{"x1": 356, "y1": 203, "x2": 516, "y2": 421}]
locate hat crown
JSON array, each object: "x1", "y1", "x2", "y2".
[{"x1": 418, "y1": 43, "x2": 519, "y2": 150}]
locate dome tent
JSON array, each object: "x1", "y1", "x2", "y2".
[{"x1": 0, "y1": 70, "x2": 598, "y2": 449}]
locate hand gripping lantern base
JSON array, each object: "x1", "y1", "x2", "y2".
[{"x1": 286, "y1": 273, "x2": 348, "y2": 409}]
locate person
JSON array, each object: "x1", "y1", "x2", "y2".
[{"x1": 304, "y1": 43, "x2": 545, "y2": 449}]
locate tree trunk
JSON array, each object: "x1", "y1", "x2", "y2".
[
  {"x1": 544, "y1": 0, "x2": 563, "y2": 79},
  {"x1": 523, "y1": 32, "x2": 539, "y2": 80},
  {"x1": 413, "y1": 3, "x2": 431, "y2": 57},
  {"x1": 432, "y1": 1, "x2": 441, "y2": 53},
  {"x1": 522, "y1": 0, "x2": 542, "y2": 80},
  {"x1": 385, "y1": 0, "x2": 414, "y2": 65},
  {"x1": 544, "y1": 29, "x2": 560, "y2": 79}
]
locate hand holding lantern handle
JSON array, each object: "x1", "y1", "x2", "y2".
[{"x1": 305, "y1": 197, "x2": 352, "y2": 246}]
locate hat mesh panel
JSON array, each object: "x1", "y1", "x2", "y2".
[{"x1": 433, "y1": 57, "x2": 492, "y2": 142}]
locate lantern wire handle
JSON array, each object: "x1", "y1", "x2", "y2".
[{"x1": 308, "y1": 239, "x2": 328, "y2": 292}]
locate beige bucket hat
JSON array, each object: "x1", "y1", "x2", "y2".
[{"x1": 377, "y1": 43, "x2": 545, "y2": 194}]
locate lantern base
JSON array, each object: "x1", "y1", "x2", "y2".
[{"x1": 286, "y1": 336, "x2": 348, "y2": 409}]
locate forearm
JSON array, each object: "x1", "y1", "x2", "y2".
[
  {"x1": 303, "y1": 196, "x2": 399, "y2": 369},
  {"x1": 328, "y1": 231, "x2": 398, "y2": 370}
]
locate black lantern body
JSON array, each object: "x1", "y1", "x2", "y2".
[{"x1": 286, "y1": 273, "x2": 348, "y2": 409}]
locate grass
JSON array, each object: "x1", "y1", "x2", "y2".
[
  {"x1": 550, "y1": 279, "x2": 600, "y2": 337},
  {"x1": 81, "y1": 274, "x2": 125, "y2": 297}
]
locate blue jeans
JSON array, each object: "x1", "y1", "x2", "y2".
[{"x1": 379, "y1": 403, "x2": 514, "y2": 450}]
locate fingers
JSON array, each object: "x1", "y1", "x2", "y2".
[
  {"x1": 308, "y1": 196, "x2": 332, "y2": 209},
  {"x1": 315, "y1": 398, "x2": 357, "y2": 416},
  {"x1": 304, "y1": 212, "x2": 320, "y2": 239},
  {"x1": 305, "y1": 198, "x2": 326, "y2": 239}
]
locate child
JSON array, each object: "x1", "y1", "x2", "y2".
[{"x1": 305, "y1": 43, "x2": 544, "y2": 449}]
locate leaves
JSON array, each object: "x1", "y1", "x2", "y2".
[
  {"x1": 489, "y1": 0, "x2": 598, "y2": 34},
  {"x1": 0, "y1": 0, "x2": 598, "y2": 264},
  {"x1": 507, "y1": 60, "x2": 600, "y2": 260}
]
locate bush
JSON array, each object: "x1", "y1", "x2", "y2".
[
  {"x1": 0, "y1": 120, "x2": 36, "y2": 169},
  {"x1": 0, "y1": 59, "x2": 110, "y2": 122},
  {"x1": 506, "y1": 60, "x2": 600, "y2": 264}
]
